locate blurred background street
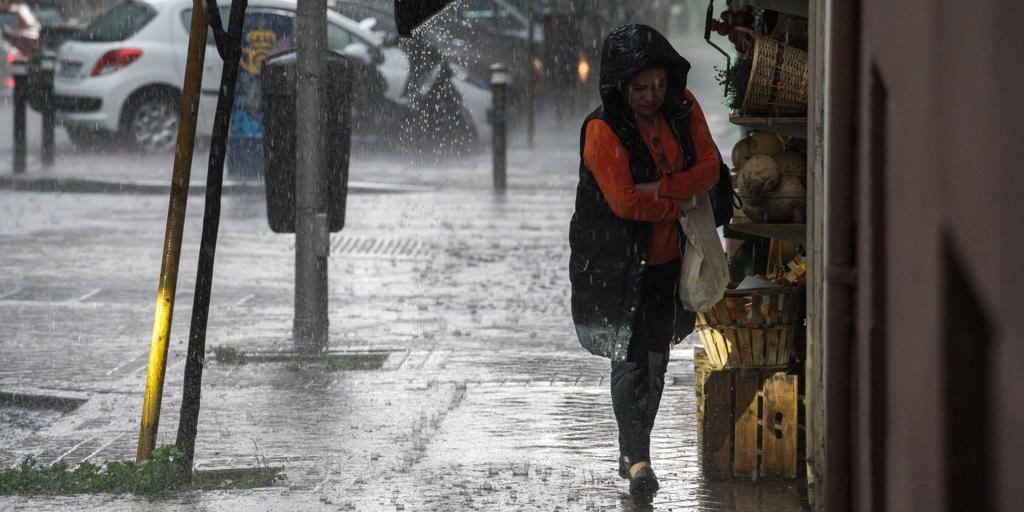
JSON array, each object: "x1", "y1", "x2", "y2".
[{"x1": 0, "y1": 1, "x2": 802, "y2": 510}]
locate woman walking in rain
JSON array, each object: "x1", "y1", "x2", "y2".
[{"x1": 569, "y1": 24, "x2": 721, "y2": 496}]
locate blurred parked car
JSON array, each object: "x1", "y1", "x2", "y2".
[
  {"x1": 33, "y1": 5, "x2": 84, "y2": 50},
  {"x1": 375, "y1": 0, "x2": 605, "y2": 111},
  {"x1": 0, "y1": 37, "x2": 22, "y2": 98},
  {"x1": 53, "y1": 0, "x2": 490, "y2": 153},
  {"x1": 329, "y1": 0, "x2": 398, "y2": 34},
  {"x1": 333, "y1": 0, "x2": 544, "y2": 89},
  {"x1": 329, "y1": 0, "x2": 495, "y2": 151},
  {"x1": 0, "y1": 2, "x2": 40, "y2": 57},
  {"x1": 31, "y1": 6, "x2": 64, "y2": 28}
]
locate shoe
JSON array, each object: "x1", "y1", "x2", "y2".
[
  {"x1": 628, "y1": 466, "x2": 659, "y2": 496},
  {"x1": 618, "y1": 455, "x2": 630, "y2": 479}
]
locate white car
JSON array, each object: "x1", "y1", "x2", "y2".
[{"x1": 53, "y1": 0, "x2": 490, "y2": 152}]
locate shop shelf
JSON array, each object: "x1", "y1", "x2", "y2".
[
  {"x1": 724, "y1": 222, "x2": 806, "y2": 243},
  {"x1": 730, "y1": 115, "x2": 808, "y2": 139}
]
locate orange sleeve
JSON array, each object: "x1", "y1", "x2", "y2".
[
  {"x1": 583, "y1": 119, "x2": 682, "y2": 222},
  {"x1": 657, "y1": 90, "x2": 721, "y2": 200}
]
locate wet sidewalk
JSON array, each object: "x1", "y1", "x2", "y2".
[{"x1": 0, "y1": 129, "x2": 806, "y2": 510}]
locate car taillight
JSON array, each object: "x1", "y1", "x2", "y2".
[
  {"x1": 90, "y1": 48, "x2": 143, "y2": 77},
  {"x1": 6, "y1": 46, "x2": 23, "y2": 64}
]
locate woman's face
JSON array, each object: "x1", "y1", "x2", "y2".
[{"x1": 625, "y1": 67, "x2": 668, "y2": 120}]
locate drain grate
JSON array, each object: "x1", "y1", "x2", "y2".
[
  {"x1": 285, "y1": 236, "x2": 432, "y2": 259},
  {"x1": 330, "y1": 236, "x2": 432, "y2": 259}
]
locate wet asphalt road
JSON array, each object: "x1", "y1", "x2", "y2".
[
  {"x1": 0, "y1": 138, "x2": 806, "y2": 510},
  {"x1": 0, "y1": 24, "x2": 806, "y2": 507}
]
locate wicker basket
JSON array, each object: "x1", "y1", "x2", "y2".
[
  {"x1": 696, "y1": 286, "x2": 805, "y2": 369},
  {"x1": 740, "y1": 32, "x2": 808, "y2": 116}
]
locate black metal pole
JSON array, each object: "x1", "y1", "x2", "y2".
[
  {"x1": 40, "y1": 52, "x2": 56, "y2": 167},
  {"x1": 526, "y1": 6, "x2": 535, "y2": 149},
  {"x1": 12, "y1": 59, "x2": 27, "y2": 174},
  {"x1": 490, "y1": 63, "x2": 508, "y2": 192},
  {"x1": 175, "y1": 0, "x2": 247, "y2": 482}
]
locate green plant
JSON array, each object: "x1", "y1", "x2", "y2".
[
  {"x1": 0, "y1": 444, "x2": 284, "y2": 495},
  {"x1": 0, "y1": 445, "x2": 186, "y2": 495},
  {"x1": 715, "y1": 58, "x2": 753, "y2": 110},
  {"x1": 324, "y1": 353, "x2": 386, "y2": 371}
]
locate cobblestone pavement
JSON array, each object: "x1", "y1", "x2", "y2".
[{"x1": 0, "y1": 135, "x2": 808, "y2": 510}]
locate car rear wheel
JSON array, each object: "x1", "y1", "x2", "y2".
[{"x1": 121, "y1": 90, "x2": 180, "y2": 153}]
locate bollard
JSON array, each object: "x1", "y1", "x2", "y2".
[
  {"x1": 11, "y1": 58, "x2": 28, "y2": 174},
  {"x1": 489, "y1": 63, "x2": 509, "y2": 192},
  {"x1": 39, "y1": 51, "x2": 56, "y2": 167}
]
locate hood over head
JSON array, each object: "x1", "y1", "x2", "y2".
[{"x1": 598, "y1": 24, "x2": 692, "y2": 120}]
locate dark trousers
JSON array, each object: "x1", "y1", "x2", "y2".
[{"x1": 611, "y1": 258, "x2": 680, "y2": 465}]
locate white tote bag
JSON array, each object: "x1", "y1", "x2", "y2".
[{"x1": 677, "y1": 192, "x2": 729, "y2": 312}]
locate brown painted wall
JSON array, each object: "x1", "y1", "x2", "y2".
[{"x1": 839, "y1": 0, "x2": 1024, "y2": 510}]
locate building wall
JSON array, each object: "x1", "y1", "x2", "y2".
[
  {"x1": 832, "y1": 1, "x2": 1024, "y2": 510},
  {"x1": 805, "y1": 0, "x2": 826, "y2": 504}
]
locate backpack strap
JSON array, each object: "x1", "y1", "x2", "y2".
[
  {"x1": 670, "y1": 107, "x2": 741, "y2": 227},
  {"x1": 674, "y1": 115, "x2": 697, "y2": 170}
]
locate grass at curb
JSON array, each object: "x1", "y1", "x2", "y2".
[
  {"x1": 0, "y1": 445, "x2": 284, "y2": 496},
  {"x1": 213, "y1": 345, "x2": 248, "y2": 365}
]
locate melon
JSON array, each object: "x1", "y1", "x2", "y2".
[
  {"x1": 748, "y1": 131, "x2": 784, "y2": 157},
  {"x1": 774, "y1": 149, "x2": 806, "y2": 183},
  {"x1": 738, "y1": 155, "x2": 781, "y2": 202},
  {"x1": 764, "y1": 176, "x2": 806, "y2": 222},
  {"x1": 741, "y1": 199, "x2": 768, "y2": 222},
  {"x1": 731, "y1": 138, "x2": 754, "y2": 170}
]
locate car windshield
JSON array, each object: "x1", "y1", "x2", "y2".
[
  {"x1": 75, "y1": 1, "x2": 156, "y2": 42},
  {"x1": 0, "y1": 13, "x2": 18, "y2": 31},
  {"x1": 34, "y1": 9, "x2": 64, "y2": 27}
]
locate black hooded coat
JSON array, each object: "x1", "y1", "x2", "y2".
[{"x1": 569, "y1": 24, "x2": 699, "y2": 362}]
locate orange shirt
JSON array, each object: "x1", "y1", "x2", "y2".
[{"x1": 582, "y1": 90, "x2": 721, "y2": 265}]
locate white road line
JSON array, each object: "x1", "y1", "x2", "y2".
[
  {"x1": 77, "y1": 432, "x2": 126, "y2": 466},
  {"x1": 50, "y1": 438, "x2": 93, "y2": 466},
  {"x1": 0, "y1": 286, "x2": 24, "y2": 300},
  {"x1": 106, "y1": 351, "x2": 148, "y2": 376},
  {"x1": 234, "y1": 293, "x2": 255, "y2": 306},
  {"x1": 74, "y1": 288, "x2": 103, "y2": 303},
  {"x1": 167, "y1": 358, "x2": 186, "y2": 372}
]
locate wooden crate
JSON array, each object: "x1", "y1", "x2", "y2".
[
  {"x1": 696, "y1": 286, "x2": 805, "y2": 369},
  {"x1": 694, "y1": 347, "x2": 800, "y2": 480}
]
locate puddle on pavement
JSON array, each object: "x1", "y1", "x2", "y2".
[
  {"x1": 0, "y1": 404, "x2": 66, "y2": 449},
  {"x1": 0, "y1": 391, "x2": 85, "y2": 450},
  {"x1": 692, "y1": 479, "x2": 811, "y2": 511}
]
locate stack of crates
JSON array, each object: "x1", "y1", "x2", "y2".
[{"x1": 694, "y1": 346, "x2": 802, "y2": 480}]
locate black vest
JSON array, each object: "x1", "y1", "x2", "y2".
[{"x1": 568, "y1": 103, "x2": 698, "y2": 361}]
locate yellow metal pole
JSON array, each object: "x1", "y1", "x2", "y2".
[{"x1": 137, "y1": 0, "x2": 208, "y2": 462}]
